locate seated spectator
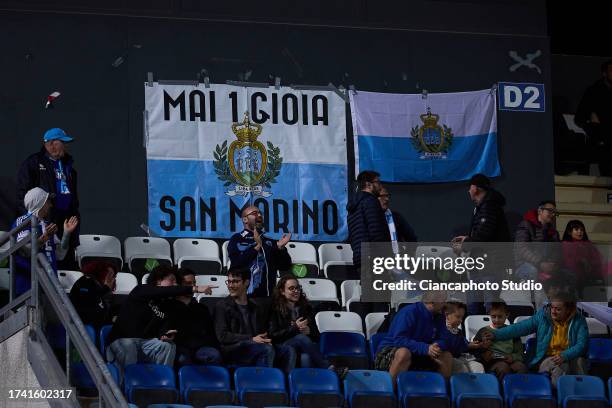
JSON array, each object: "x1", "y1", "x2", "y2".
[
  {"x1": 69, "y1": 260, "x2": 116, "y2": 330},
  {"x1": 514, "y1": 200, "x2": 561, "y2": 306},
  {"x1": 214, "y1": 266, "x2": 280, "y2": 367},
  {"x1": 561, "y1": 219, "x2": 605, "y2": 295},
  {"x1": 12, "y1": 187, "x2": 79, "y2": 295},
  {"x1": 106, "y1": 266, "x2": 213, "y2": 377},
  {"x1": 269, "y1": 275, "x2": 348, "y2": 378},
  {"x1": 374, "y1": 291, "x2": 453, "y2": 387},
  {"x1": 474, "y1": 301, "x2": 526, "y2": 380},
  {"x1": 483, "y1": 293, "x2": 588, "y2": 386},
  {"x1": 438, "y1": 302, "x2": 485, "y2": 374},
  {"x1": 171, "y1": 268, "x2": 222, "y2": 366}
]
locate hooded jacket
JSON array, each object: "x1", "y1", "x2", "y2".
[
  {"x1": 463, "y1": 189, "x2": 511, "y2": 243},
  {"x1": 514, "y1": 209, "x2": 561, "y2": 267},
  {"x1": 347, "y1": 191, "x2": 389, "y2": 267}
]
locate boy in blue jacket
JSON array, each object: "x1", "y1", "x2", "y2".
[
  {"x1": 374, "y1": 291, "x2": 453, "y2": 386},
  {"x1": 483, "y1": 292, "x2": 589, "y2": 386}
]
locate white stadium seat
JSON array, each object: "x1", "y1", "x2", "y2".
[
  {"x1": 58, "y1": 270, "x2": 83, "y2": 292},
  {"x1": 173, "y1": 238, "x2": 222, "y2": 275},
  {"x1": 315, "y1": 311, "x2": 364, "y2": 335},
  {"x1": 299, "y1": 278, "x2": 338, "y2": 303},
  {"x1": 76, "y1": 234, "x2": 123, "y2": 270},
  {"x1": 365, "y1": 312, "x2": 388, "y2": 340}
]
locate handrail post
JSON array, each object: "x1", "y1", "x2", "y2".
[
  {"x1": 30, "y1": 215, "x2": 39, "y2": 329},
  {"x1": 9, "y1": 234, "x2": 16, "y2": 302}
]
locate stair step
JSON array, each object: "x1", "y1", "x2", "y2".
[
  {"x1": 555, "y1": 175, "x2": 612, "y2": 188},
  {"x1": 556, "y1": 186, "x2": 612, "y2": 205}
]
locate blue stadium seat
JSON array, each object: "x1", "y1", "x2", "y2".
[
  {"x1": 588, "y1": 338, "x2": 612, "y2": 380},
  {"x1": 320, "y1": 332, "x2": 369, "y2": 369},
  {"x1": 557, "y1": 375, "x2": 608, "y2": 408},
  {"x1": 124, "y1": 364, "x2": 178, "y2": 406},
  {"x1": 99, "y1": 324, "x2": 113, "y2": 356},
  {"x1": 343, "y1": 370, "x2": 395, "y2": 408},
  {"x1": 288, "y1": 368, "x2": 343, "y2": 407},
  {"x1": 178, "y1": 365, "x2": 233, "y2": 407},
  {"x1": 204, "y1": 406, "x2": 246, "y2": 408},
  {"x1": 397, "y1": 371, "x2": 449, "y2": 408},
  {"x1": 369, "y1": 332, "x2": 386, "y2": 361},
  {"x1": 525, "y1": 337, "x2": 537, "y2": 359},
  {"x1": 234, "y1": 367, "x2": 288, "y2": 408},
  {"x1": 450, "y1": 373, "x2": 502, "y2": 408},
  {"x1": 147, "y1": 405, "x2": 193, "y2": 408},
  {"x1": 503, "y1": 374, "x2": 554, "y2": 408},
  {"x1": 71, "y1": 363, "x2": 119, "y2": 390}
]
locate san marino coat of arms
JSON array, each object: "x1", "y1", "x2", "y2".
[
  {"x1": 214, "y1": 112, "x2": 283, "y2": 197},
  {"x1": 410, "y1": 108, "x2": 454, "y2": 159}
]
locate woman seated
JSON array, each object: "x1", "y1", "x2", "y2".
[
  {"x1": 69, "y1": 260, "x2": 116, "y2": 330},
  {"x1": 561, "y1": 219, "x2": 604, "y2": 296},
  {"x1": 269, "y1": 275, "x2": 347, "y2": 378}
]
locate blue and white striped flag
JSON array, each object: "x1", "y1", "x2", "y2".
[{"x1": 350, "y1": 88, "x2": 500, "y2": 183}]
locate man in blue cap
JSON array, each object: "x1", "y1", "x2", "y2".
[{"x1": 16, "y1": 128, "x2": 80, "y2": 268}]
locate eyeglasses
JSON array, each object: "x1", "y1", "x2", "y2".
[
  {"x1": 286, "y1": 285, "x2": 302, "y2": 292},
  {"x1": 245, "y1": 210, "x2": 261, "y2": 217},
  {"x1": 540, "y1": 207, "x2": 559, "y2": 216},
  {"x1": 226, "y1": 279, "x2": 243, "y2": 286}
]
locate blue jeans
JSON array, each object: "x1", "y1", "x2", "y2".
[
  {"x1": 107, "y1": 338, "x2": 175, "y2": 380},
  {"x1": 176, "y1": 345, "x2": 222, "y2": 366},
  {"x1": 226, "y1": 341, "x2": 275, "y2": 367},
  {"x1": 276, "y1": 334, "x2": 329, "y2": 374}
]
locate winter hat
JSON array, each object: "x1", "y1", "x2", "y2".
[
  {"x1": 468, "y1": 173, "x2": 491, "y2": 190},
  {"x1": 24, "y1": 187, "x2": 51, "y2": 216}
]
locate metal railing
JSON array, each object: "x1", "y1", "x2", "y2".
[{"x1": 0, "y1": 215, "x2": 128, "y2": 407}]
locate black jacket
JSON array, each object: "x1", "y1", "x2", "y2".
[
  {"x1": 390, "y1": 210, "x2": 418, "y2": 242},
  {"x1": 269, "y1": 302, "x2": 320, "y2": 344},
  {"x1": 575, "y1": 78, "x2": 612, "y2": 130},
  {"x1": 16, "y1": 147, "x2": 80, "y2": 245},
  {"x1": 228, "y1": 229, "x2": 292, "y2": 297},
  {"x1": 464, "y1": 189, "x2": 511, "y2": 243},
  {"x1": 347, "y1": 191, "x2": 389, "y2": 267},
  {"x1": 214, "y1": 296, "x2": 270, "y2": 354},
  {"x1": 69, "y1": 275, "x2": 113, "y2": 330},
  {"x1": 170, "y1": 297, "x2": 219, "y2": 352},
  {"x1": 108, "y1": 284, "x2": 193, "y2": 344}
]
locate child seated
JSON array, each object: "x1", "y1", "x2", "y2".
[
  {"x1": 474, "y1": 301, "x2": 527, "y2": 380},
  {"x1": 438, "y1": 302, "x2": 485, "y2": 373}
]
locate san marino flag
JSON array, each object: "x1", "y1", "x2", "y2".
[{"x1": 350, "y1": 88, "x2": 500, "y2": 183}]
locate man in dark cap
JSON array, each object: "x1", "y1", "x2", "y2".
[
  {"x1": 16, "y1": 128, "x2": 80, "y2": 268},
  {"x1": 452, "y1": 174, "x2": 511, "y2": 314}
]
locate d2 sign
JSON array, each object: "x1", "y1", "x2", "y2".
[{"x1": 498, "y1": 82, "x2": 545, "y2": 112}]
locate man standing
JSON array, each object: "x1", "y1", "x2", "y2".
[
  {"x1": 228, "y1": 206, "x2": 292, "y2": 298},
  {"x1": 347, "y1": 171, "x2": 389, "y2": 274},
  {"x1": 378, "y1": 187, "x2": 417, "y2": 253},
  {"x1": 16, "y1": 128, "x2": 80, "y2": 268},
  {"x1": 575, "y1": 60, "x2": 612, "y2": 176},
  {"x1": 452, "y1": 174, "x2": 511, "y2": 314}
]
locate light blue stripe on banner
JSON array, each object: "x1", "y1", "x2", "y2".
[
  {"x1": 147, "y1": 160, "x2": 348, "y2": 241},
  {"x1": 357, "y1": 132, "x2": 500, "y2": 183}
]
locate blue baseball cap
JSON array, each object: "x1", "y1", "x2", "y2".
[{"x1": 43, "y1": 128, "x2": 73, "y2": 143}]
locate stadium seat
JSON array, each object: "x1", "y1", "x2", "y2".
[
  {"x1": 341, "y1": 280, "x2": 361, "y2": 307},
  {"x1": 513, "y1": 316, "x2": 536, "y2": 343},
  {"x1": 464, "y1": 315, "x2": 510, "y2": 341},
  {"x1": 115, "y1": 272, "x2": 138, "y2": 294},
  {"x1": 58, "y1": 270, "x2": 83, "y2": 292},
  {"x1": 221, "y1": 241, "x2": 230, "y2": 270},
  {"x1": 173, "y1": 238, "x2": 222, "y2": 275},
  {"x1": 195, "y1": 275, "x2": 230, "y2": 313},
  {"x1": 315, "y1": 311, "x2": 363, "y2": 335},
  {"x1": 100, "y1": 324, "x2": 113, "y2": 356},
  {"x1": 397, "y1": 371, "x2": 449, "y2": 408},
  {"x1": 343, "y1": 370, "x2": 395, "y2": 408},
  {"x1": 234, "y1": 367, "x2": 288, "y2": 408},
  {"x1": 285, "y1": 242, "x2": 319, "y2": 277},
  {"x1": 365, "y1": 312, "x2": 388, "y2": 340},
  {"x1": 300, "y1": 279, "x2": 339, "y2": 303},
  {"x1": 124, "y1": 237, "x2": 172, "y2": 279},
  {"x1": 179, "y1": 365, "x2": 233, "y2": 407},
  {"x1": 76, "y1": 234, "x2": 124, "y2": 270},
  {"x1": 288, "y1": 368, "x2": 343, "y2": 407},
  {"x1": 586, "y1": 317, "x2": 609, "y2": 337},
  {"x1": 71, "y1": 363, "x2": 119, "y2": 391},
  {"x1": 524, "y1": 337, "x2": 537, "y2": 359},
  {"x1": 318, "y1": 243, "x2": 356, "y2": 282},
  {"x1": 557, "y1": 375, "x2": 608, "y2": 408},
  {"x1": 369, "y1": 332, "x2": 387, "y2": 361},
  {"x1": 450, "y1": 373, "x2": 503, "y2": 408},
  {"x1": 142, "y1": 273, "x2": 150, "y2": 284},
  {"x1": 588, "y1": 338, "x2": 612, "y2": 380},
  {"x1": 503, "y1": 374, "x2": 554, "y2": 408},
  {"x1": 320, "y1": 332, "x2": 369, "y2": 369},
  {"x1": 506, "y1": 303, "x2": 535, "y2": 323},
  {"x1": 347, "y1": 301, "x2": 390, "y2": 332},
  {"x1": 147, "y1": 405, "x2": 193, "y2": 408},
  {"x1": 124, "y1": 364, "x2": 178, "y2": 406}
]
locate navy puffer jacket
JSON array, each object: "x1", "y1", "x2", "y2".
[{"x1": 346, "y1": 191, "x2": 389, "y2": 267}]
